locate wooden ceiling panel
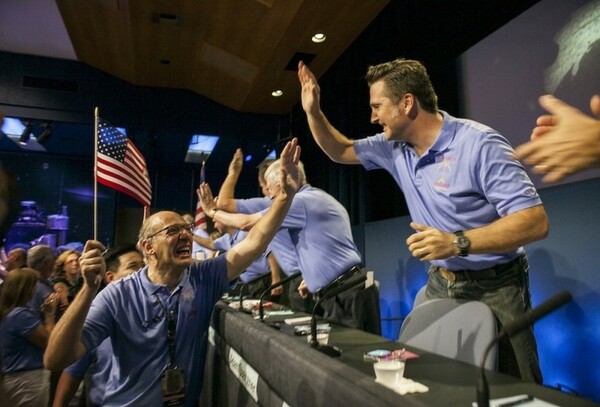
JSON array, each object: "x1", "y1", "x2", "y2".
[{"x1": 56, "y1": 0, "x2": 390, "y2": 114}]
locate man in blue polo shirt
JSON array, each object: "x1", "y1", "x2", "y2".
[
  {"x1": 200, "y1": 150, "x2": 381, "y2": 334},
  {"x1": 44, "y1": 139, "x2": 300, "y2": 407},
  {"x1": 297, "y1": 59, "x2": 549, "y2": 383},
  {"x1": 193, "y1": 217, "x2": 272, "y2": 298},
  {"x1": 52, "y1": 244, "x2": 144, "y2": 407}
]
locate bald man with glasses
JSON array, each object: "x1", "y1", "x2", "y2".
[{"x1": 44, "y1": 139, "x2": 301, "y2": 407}]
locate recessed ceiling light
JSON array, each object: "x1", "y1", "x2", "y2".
[
  {"x1": 271, "y1": 90, "x2": 283, "y2": 97},
  {"x1": 312, "y1": 33, "x2": 326, "y2": 43}
]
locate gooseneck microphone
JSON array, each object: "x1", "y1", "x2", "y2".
[
  {"x1": 309, "y1": 275, "x2": 367, "y2": 357},
  {"x1": 238, "y1": 273, "x2": 270, "y2": 311},
  {"x1": 476, "y1": 291, "x2": 572, "y2": 407},
  {"x1": 258, "y1": 271, "x2": 302, "y2": 322}
]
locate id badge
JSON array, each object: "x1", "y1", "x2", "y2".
[{"x1": 161, "y1": 367, "x2": 185, "y2": 406}]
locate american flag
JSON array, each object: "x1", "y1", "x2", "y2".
[
  {"x1": 194, "y1": 162, "x2": 207, "y2": 231},
  {"x1": 96, "y1": 119, "x2": 152, "y2": 207}
]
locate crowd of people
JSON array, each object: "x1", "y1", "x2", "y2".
[{"x1": 0, "y1": 57, "x2": 598, "y2": 405}]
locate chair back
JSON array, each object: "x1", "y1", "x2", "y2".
[
  {"x1": 413, "y1": 285, "x2": 428, "y2": 308},
  {"x1": 399, "y1": 298, "x2": 498, "y2": 370}
]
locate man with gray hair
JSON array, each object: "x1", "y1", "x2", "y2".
[
  {"x1": 27, "y1": 245, "x2": 56, "y2": 323},
  {"x1": 204, "y1": 145, "x2": 381, "y2": 334}
]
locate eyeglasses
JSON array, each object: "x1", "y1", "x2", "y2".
[{"x1": 147, "y1": 223, "x2": 194, "y2": 239}]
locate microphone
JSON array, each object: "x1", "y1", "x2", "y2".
[
  {"x1": 309, "y1": 275, "x2": 367, "y2": 357},
  {"x1": 238, "y1": 273, "x2": 270, "y2": 311},
  {"x1": 476, "y1": 291, "x2": 572, "y2": 407},
  {"x1": 258, "y1": 271, "x2": 302, "y2": 322}
]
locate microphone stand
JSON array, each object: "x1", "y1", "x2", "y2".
[
  {"x1": 475, "y1": 291, "x2": 572, "y2": 407},
  {"x1": 258, "y1": 271, "x2": 302, "y2": 322},
  {"x1": 238, "y1": 273, "x2": 270, "y2": 312},
  {"x1": 309, "y1": 275, "x2": 367, "y2": 357}
]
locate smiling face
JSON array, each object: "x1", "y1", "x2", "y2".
[
  {"x1": 142, "y1": 211, "x2": 194, "y2": 270},
  {"x1": 369, "y1": 80, "x2": 408, "y2": 142}
]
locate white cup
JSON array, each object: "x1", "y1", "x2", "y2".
[
  {"x1": 307, "y1": 331, "x2": 330, "y2": 345},
  {"x1": 373, "y1": 359, "x2": 405, "y2": 387}
]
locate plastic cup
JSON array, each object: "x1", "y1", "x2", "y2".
[{"x1": 373, "y1": 359, "x2": 405, "y2": 387}]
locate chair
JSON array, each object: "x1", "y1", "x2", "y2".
[
  {"x1": 412, "y1": 285, "x2": 428, "y2": 308},
  {"x1": 398, "y1": 298, "x2": 498, "y2": 370}
]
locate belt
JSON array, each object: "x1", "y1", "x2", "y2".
[
  {"x1": 314, "y1": 264, "x2": 363, "y2": 300},
  {"x1": 435, "y1": 255, "x2": 523, "y2": 283}
]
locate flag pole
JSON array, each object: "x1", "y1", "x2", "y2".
[{"x1": 93, "y1": 107, "x2": 99, "y2": 241}]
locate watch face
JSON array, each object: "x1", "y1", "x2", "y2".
[{"x1": 457, "y1": 236, "x2": 469, "y2": 249}]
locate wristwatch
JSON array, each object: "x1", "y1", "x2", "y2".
[{"x1": 453, "y1": 230, "x2": 470, "y2": 257}]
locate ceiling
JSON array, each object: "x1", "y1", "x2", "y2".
[{"x1": 0, "y1": 0, "x2": 389, "y2": 115}]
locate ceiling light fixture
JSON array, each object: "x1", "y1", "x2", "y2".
[
  {"x1": 36, "y1": 122, "x2": 52, "y2": 144},
  {"x1": 311, "y1": 33, "x2": 326, "y2": 43},
  {"x1": 19, "y1": 120, "x2": 33, "y2": 145},
  {"x1": 271, "y1": 90, "x2": 283, "y2": 97}
]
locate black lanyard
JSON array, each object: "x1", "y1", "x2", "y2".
[{"x1": 154, "y1": 293, "x2": 179, "y2": 366}]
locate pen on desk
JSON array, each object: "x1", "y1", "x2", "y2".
[{"x1": 496, "y1": 395, "x2": 534, "y2": 407}]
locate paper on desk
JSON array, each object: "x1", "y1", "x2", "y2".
[
  {"x1": 472, "y1": 394, "x2": 560, "y2": 407},
  {"x1": 284, "y1": 316, "x2": 312, "y2": 325},
  {"x1": 375, "y1": 377, "x2": 429, "y2": 395}
]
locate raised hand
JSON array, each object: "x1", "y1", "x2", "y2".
[
  {"x1": 79, "y1": 240, "x2": 106, "y2": 289},
  {"x1": 278, "y1": 137, "x2": 301, "y2": 195},
  {"x1": 228, "y1": 148, "x2": 244, "y2": 176},
  {"x1": 298, "y1": 61, "x2": 321, "y2": 116},
  {"x1": 197, "y1": 183, "x2": 216, "y2": 213},
  {"x1": 515, "y1": 95, "x2": 600, "y2": 183}
]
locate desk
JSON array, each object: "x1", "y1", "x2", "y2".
[{"x1": 200, "y1": 301, "x2": 597, "y2": 406}]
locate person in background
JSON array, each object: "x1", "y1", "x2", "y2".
[
  {"x1": 193, "y1": 216, "x2": 272, "y2": 299},
  {"x1": 182, "y1": 213, "x2": 214, "y2": 261},
  {"x1": 5, "y1": 247, "x2": 27, "y2": 271},
  {"x1": 52, "y1": 244, "x2": 144, "y2": 407},
  {"x1": 515, "y1": 94, "x2": 600, "y2": 183},
  {"x1": 0, "y1": 267, "x2": 58, "y2": 406},
  {"x1": 51, "y1": 278, "x2": 71, "y2": 319},
  {"x1": 297, "y1": 58, "x2": 549, "y2": 382},
  {"x1": 53, "y1": 250, "x2": 82, "y2": 302},
  {"x1": 204, "y1": 148, "x2": 381, "y2": 334},
  {"x1": 26, "y1": 245, "x2": 57, "y2": 322},
  {"x1": 43, "y1": 138, "x2": 300, "y2": 407}
]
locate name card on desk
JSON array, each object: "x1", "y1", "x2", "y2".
[{"x1": 228, "y1": 348, "x2": 259, "y2": 402}]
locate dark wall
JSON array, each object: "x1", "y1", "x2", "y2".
[
  {"x1": 0, "y1": 0, "x2": 542, "y2": 248},
  {"x1": 0, "y1": 51, "x2": 284, "y2": 244}
]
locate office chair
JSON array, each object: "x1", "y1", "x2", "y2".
[
  {"x1": 412, "y1": 285, "x2": 428, "y2": 308},
  {"x1": 399, "y1": 298, "x2": 498, "y2": 370}
]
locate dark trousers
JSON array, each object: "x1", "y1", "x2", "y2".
[{"x1": 319, "y1": 269, "x2": 381, "y2": 335}]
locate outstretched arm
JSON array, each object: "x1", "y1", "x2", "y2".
[
  {"x1": 44, "y1": 240, "x2": 106, "y2": 370},
  {"x1": 515, "y1": 94, "x2": 600, "y2": 183},
  {"x1": 197, "y1": 183, "x2": 262, "y2": 231},
  {"x1": 298, "y1": 61, "x2": 360, "y2": 164},
  {"x1": 224, "y1": 138, "x2": 301, "y2": 281},
  {"x1": 217, "y1": 148, "x2": 244, "y2": 212}
]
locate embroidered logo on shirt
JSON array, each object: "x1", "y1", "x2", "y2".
[
  {"x1": 433, "y1": 156, "x2": 455, "y2": 191},
  {"x1": 181, "y1": 287, "x2": 195, "y2": 302}
]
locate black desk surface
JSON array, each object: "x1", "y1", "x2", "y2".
[{"x1": 207, "y1": 301, "x2": 598, "y2": 407}]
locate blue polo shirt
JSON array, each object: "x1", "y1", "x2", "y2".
[
  {"x1": 237, "y1": 186, "x2": 361, "y2": 293},
  {"x1": 81, "y1": 255, "x2": 229, "y2": 407},
  {"x1": 354, "y1": 111, "x2": 542, "y2": 270},
  {"x1": 64, "y1": 339, "x2": 112, "y2": 406},
  {"x1": 0, "y1": 307, "x2": 44, "y2": 373},
  {"x1": 237, "y1": 198, "x2": 302, "y2": 277},
  {"x1": 212, "y1": 229, "x2": 270, "y2": 283}
]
